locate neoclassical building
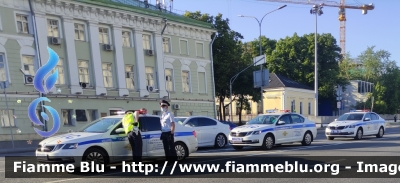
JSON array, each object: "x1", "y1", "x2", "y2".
[{"x1": 0, "y1": 0, "x2": 216, "y2": 140}]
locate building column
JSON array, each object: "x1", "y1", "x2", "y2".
[
  {"x1": 132, "y1": 29, "x2": 149, "y2": 97},
  {"x1": 154, "y1": 33, "x2": 168, "y2": 98},
  {"x1": 111, "y1": 25, "x2": 129, "y2": 96},
  {"x1": 34, "y1": 13, "x2": 56, "y2": 93},
  {"x1": 62, "y1": 16, "x2": 83, "y2": 94},
  {"x1": 87, "y1": 21, "x2": 107, "y2": 95}
]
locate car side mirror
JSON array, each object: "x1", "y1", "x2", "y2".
[
  {"x1": 115, "y1": 128, "x2": 125, "y2": 134},
  {"x1": 277, "y1": 121, "x2": 285, "y2": 125},
  {"x1": 364, "y1": 118, "x2": 371, "y2": 121}
]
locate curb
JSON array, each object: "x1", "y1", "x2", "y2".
[{"x1": 0, "y1": 148, "x2": 37, "y2": 155}]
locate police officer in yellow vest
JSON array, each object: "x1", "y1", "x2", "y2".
[{"x1": 123, "y1": 109, "x2": 147, "y2": 163}]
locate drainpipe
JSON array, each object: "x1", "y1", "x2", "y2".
[
  {"x1": 210, "y1": 33, "x2": 217, "y2": 119},
  {"x1": 28, "y1": 0, "x2": 46, "y2": 132}
]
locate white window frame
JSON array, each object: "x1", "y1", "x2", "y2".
[
  {"x1": 181, "y1": 68, "x2": 191, "y2": 93},
  {"x1": 125, "y1": 64, "x2": 135, "y2": 89},
  {"x1": 15, "y1": 14, "x2": 30, "y2": 34},
  {"x1": 47, "y1": 18, "x2": 61, "y2": 38},
  {"x1": 13, "y1": 11, "x2": 33, "y2": 35},
  {"x1": 142, "y1": 33, "x2": 152, "y2": 50},
  {"x1": 73, "y1": 22, "x2": 86, "y2": 41},
  {"x1": 163, "y1": 36, "x2": 172, "y2": 53},
  {"x1": 197, "y1": 68, "x2": 207, "y2": 94},
  {"x1": 145, "y1": 66, "x2": 154, "y2": 87},
  {"x1": 102, "y1": 63, "x2": 113, "y2": 88},
  {"x1": 22, "y1": 55, "x2": 35, "y2": 76},
  {"x1": 53, "y1": 58, "x2": 65, "y2": 85},
  {"x1": 61, "y1": 109, "x2": 74, "y2": 126},
  {"x1": 0, "y1": 52, "x2": 11, "y2": 83},
  {"x1": 122, "y1": 29, "x2": 133, "y2": 47},
  {"x1": 78, "y1": 60, "x2": 91, "y2": 87},
  {"x1": 195, "y1": 41, "x2": 204, "y2": 57},
  {"x1": 179, "y1": 38, "x2": 189, "y2": 55},
  {"x1": 0, "y1": 109, "x2": 15, "y2": 127},
  {"x1": 165, "y1": 68, "x2": 174, "y2": 91},
  {"x1": 98, "y1": 26, "x2": 111, "y2": 44}
]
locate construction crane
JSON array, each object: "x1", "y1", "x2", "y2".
[{"x1": 257, "y1": 0, "x2": 374, "y2": 56}]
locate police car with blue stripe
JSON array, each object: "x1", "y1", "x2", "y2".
[
  {"x1": 35, "y1": 114, "x2": 198, "y2": 167},
  {"x1": 325, "y1": 110, "x2": 386, "y2": 140},
  {"x1": 228, "y1": 110, "x2": 317, "y2": 150}
]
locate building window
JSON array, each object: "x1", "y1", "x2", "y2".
[
  {"x1": 0, "y1": 54, "x2": 7, "y2": 82},
  {"x1": 122, "y1": 31, "x2": 131, "y2": 47},
  {"x1": 99, "y1": 27, "x2": 109, "y2": 44},
  {"x1": 22, "y1": 55, "x2": 35, "y2": 76},
  {"x1": 102, "y1": 63, "x2": 113, "y2": 88},
  {"x1": 53, "y1": 58, "x2": 65, "y2": 85},
  {"x1": 165, "y1": 68, "x2": 173, "y2": 91},
  {"x1": 62, "y1": 109, "x2": 73, "y2": 126},
  {"x1": 163, "y1": 37, "x2": 171, "y2": 53},
  {"x1": 78, "y1": 60, "x2": 90, "y2": 86},
  {"x1": 300, "y1": 102, "x2": 303, "y2": 114},
  {"x1": 87, "y1": 109, "x2": 98, "y2": 122},
  {"x1": 196, "y1": 42, "x2": 204, "y2": 57},
  {"x1": 125, "y1": 65, "x2": 134, "y2": 89},
  {"x1": 0, "y1": 109, "x2": 15, "y2": 127},
  {"x1": 308, "y1": 102, "x2": 311, "y2": 115},
  {"x1": 75, "y1": 109, "x2": 88, "y2": 122},
  {"x1": 182, "y1": 70, "x2": 190, "y2": 92},
  {"x1": 291, "y1": 100, "x2": 296, "y2": 112},
  {"x1": 16, "y1": 14, "x2": 29, "y2": 34},
  {"x1": 145, "y1": 67, "x2": 154, "y2": 86},
  {"x1": 142, "y1": 34, "x2": 151, "y2": 50},
  {"x1": 74, "y1": 23, "x2": 85, "y2": 41},
  {"x1": 180, "y1": 40, "x2": 188, "y2": 55},
  {"x1": 47, "y1": 19, "x2": 59, "y2": 37},
  {"x1": 198, "y1": 72, "x2": 206, "y2": 93}
]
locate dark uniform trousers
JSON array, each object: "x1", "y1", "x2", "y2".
[
  {"x1": 128, "y1": 130, "x2": 142, "y2": 163},
  {"x1": 160, "y1": 131, "x2": 177, "y2": 162}
]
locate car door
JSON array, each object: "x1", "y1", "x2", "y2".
[
  {"x1": 274, "y1": 114, "x2": 294, "y2": 143},
  {"x1": 198, "y1": 117, "x2": 218, "y2": 146},
  {"x1": 109, "y1": 123, "x2": 130, "y2": 162},
  {"x1": 290, "y1": 114, "x2": 305, "y2": 141},
  {"x1": 370, "y1": 113, "x2": 380, "y2": 133},
  {"x1": 143, "y1": 116, "x2": 165, "y2": 157},
  {"x1": 184, "y1": 118, "x2": 204, "y2": 145},
  {"x1": 362, "y1": 113, "x2": 373, "y2": 135}
]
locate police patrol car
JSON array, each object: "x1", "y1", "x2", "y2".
[
  {"x1": 35, "y1": 114, "x2": 198, "y2": 167},
  {"x1": 325, "y1": 110, "x2": 386, "y2": 140},
  {"x1": 228, "y1": 110, "x2": 317, "y2": 150}
]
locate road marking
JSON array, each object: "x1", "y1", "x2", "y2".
[{"x1": 326, "y1": 159, "x2": 346, "y2": 163}]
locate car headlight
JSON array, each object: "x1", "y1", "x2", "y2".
[
  {"x1": 252, "y1": 131, "x2": 261, "y2": 135},
  {"x1": 62, "y1": 143, "x2": 78, "y2": 149},
  {"x1": 345, "y1": 125, "x2": 355, "y2": 128}
]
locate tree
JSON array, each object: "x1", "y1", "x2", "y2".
[
  {"x1": 183, "y1": 11, "x2": 244, "y2": 121},
  {"x1": 266, "y1": 32, "x2": 349, "y2": 109}
]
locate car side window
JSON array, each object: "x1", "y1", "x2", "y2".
[
  {"x1": 290, "y1": 114, "x2": 304, "y2": 123},
  {"x1": 199, "y1": 118, "x2": 217, "y2": 126},
  {"x1": 363, "y1": 113, "x2": 371, "y2": 121},
  {"x1": 186, "y1": 118, "x2": 199, "y2": 127},
  {"x1": 277, "y1": 115, "x2": 291, "y2": 125},
  {"x1": 371, "y1": 113, "x2": 378, "y2": 120},
  {"x1": 141, "y1": 117, "x2": 161, "y2": 132}
]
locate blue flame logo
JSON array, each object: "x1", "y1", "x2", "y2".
[{"x1": 28, "y1": 47, "x2": 61, "y2": 137}]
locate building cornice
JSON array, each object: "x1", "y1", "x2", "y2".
[{"x1": 17, "y1": 0, "x2": 214, "y2": 42}]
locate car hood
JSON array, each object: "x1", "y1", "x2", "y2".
[
  {"x1": 38, "y1": 132, "x2": 105, "y2": 145},
  {"x1": 328, "y1": 120, "x2": 360, "y2": 126},
  {"x1": 231, "y1": 124, "x2": 273, "y2": 132}
]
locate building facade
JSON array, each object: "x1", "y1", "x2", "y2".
[
  {"x1": 0, "y1": 0, "x2": 216, "y2": 140},
  {"x1": 336, "y1": 80, "x2": 373, "y2": 114}
]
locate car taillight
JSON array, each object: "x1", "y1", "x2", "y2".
[{"x1": 192, "y1": 131, "x2": 197, "y2": 138}]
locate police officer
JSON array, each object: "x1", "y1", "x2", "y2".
[
  {"x1": 124, "y1": 110, "x2": 143, "y2": 164},
  {"x1": 159, "y1": 100, "x2": 177, "y2": 163}
]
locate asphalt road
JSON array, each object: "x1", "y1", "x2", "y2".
[{"x1": 1, "y1": 126, "x2": 400, "y2": 183}]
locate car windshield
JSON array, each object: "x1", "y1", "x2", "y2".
[
  {"x1": 337, "y1": 113, "x2": 365, "y2": 121},
  {"x1": 80, "y1": 117, "x2": 122, "y2": 133},
  {"x1": 247, "y1": 115, "x2": 280, "y2": 125},
  {"x1": 174, "y1": 117, "x2": 187, "y2": 124}
]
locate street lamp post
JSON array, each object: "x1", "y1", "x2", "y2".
[
  {"x1": 310, "y1": 5, "x2": 323, "y2": 117},
  {"x1": 237, "y1": 5, "x2": 286, "y2": 118}
]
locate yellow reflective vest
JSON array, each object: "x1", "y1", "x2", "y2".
[{"x1": 122, "y1": 112, "x2": 139, "y2": 134}]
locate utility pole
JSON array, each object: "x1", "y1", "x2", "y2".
[{"x1": 310, "y1": 4, "x2": 323, "y2": 117}]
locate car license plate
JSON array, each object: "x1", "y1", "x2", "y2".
[
  {"x1": 331, "y1": 130, "x2": 341, "y2": 134},
  {"x1": 232, "y1": 137, "x2": 242, "y2": 143}
]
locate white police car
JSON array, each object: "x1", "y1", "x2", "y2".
[
  {"x1": 228, "y1": 110, "x2": 317, "y2": 150},
  {"x1": 35, "y1": 115, "x2": 198, "y2": 167},
  {"x1": 325, "y1": 110, "x2": 386, "y2": 140}
]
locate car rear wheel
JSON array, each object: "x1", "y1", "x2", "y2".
[
  {"x1": 175, "y1": 142, "x2": 188, "y2": 161},
  {"x1": 214, "y1": 133, "x2": 227, "y2": 148},
  {"x1": 301, "y1": 132, "x2": 313, "y2": 146},
  {"x1": 354, "y1": 128, "x2": 363, "y2": 140},
  {"x1": 261, "y1": 134, "x2": 274, "y2": 150},
  {"x1": 376, "y1": 127, "x2": 384, "y2": 138}
]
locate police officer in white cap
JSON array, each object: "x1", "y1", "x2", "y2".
[{"x1": 159, "y1": 100, "x2": 177, "y2": 163}]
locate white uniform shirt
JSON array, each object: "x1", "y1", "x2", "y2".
[{"x1": 161, "y1": 111, "x2": 174, "y2": 132}]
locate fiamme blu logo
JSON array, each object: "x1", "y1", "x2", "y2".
[{"x1": 28, "y1": 47, "x2": 61, "y2": 138}]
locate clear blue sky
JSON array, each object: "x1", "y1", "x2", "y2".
[{"x1": 169, "y1": 0, "x2": 400, "y2": 64}]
